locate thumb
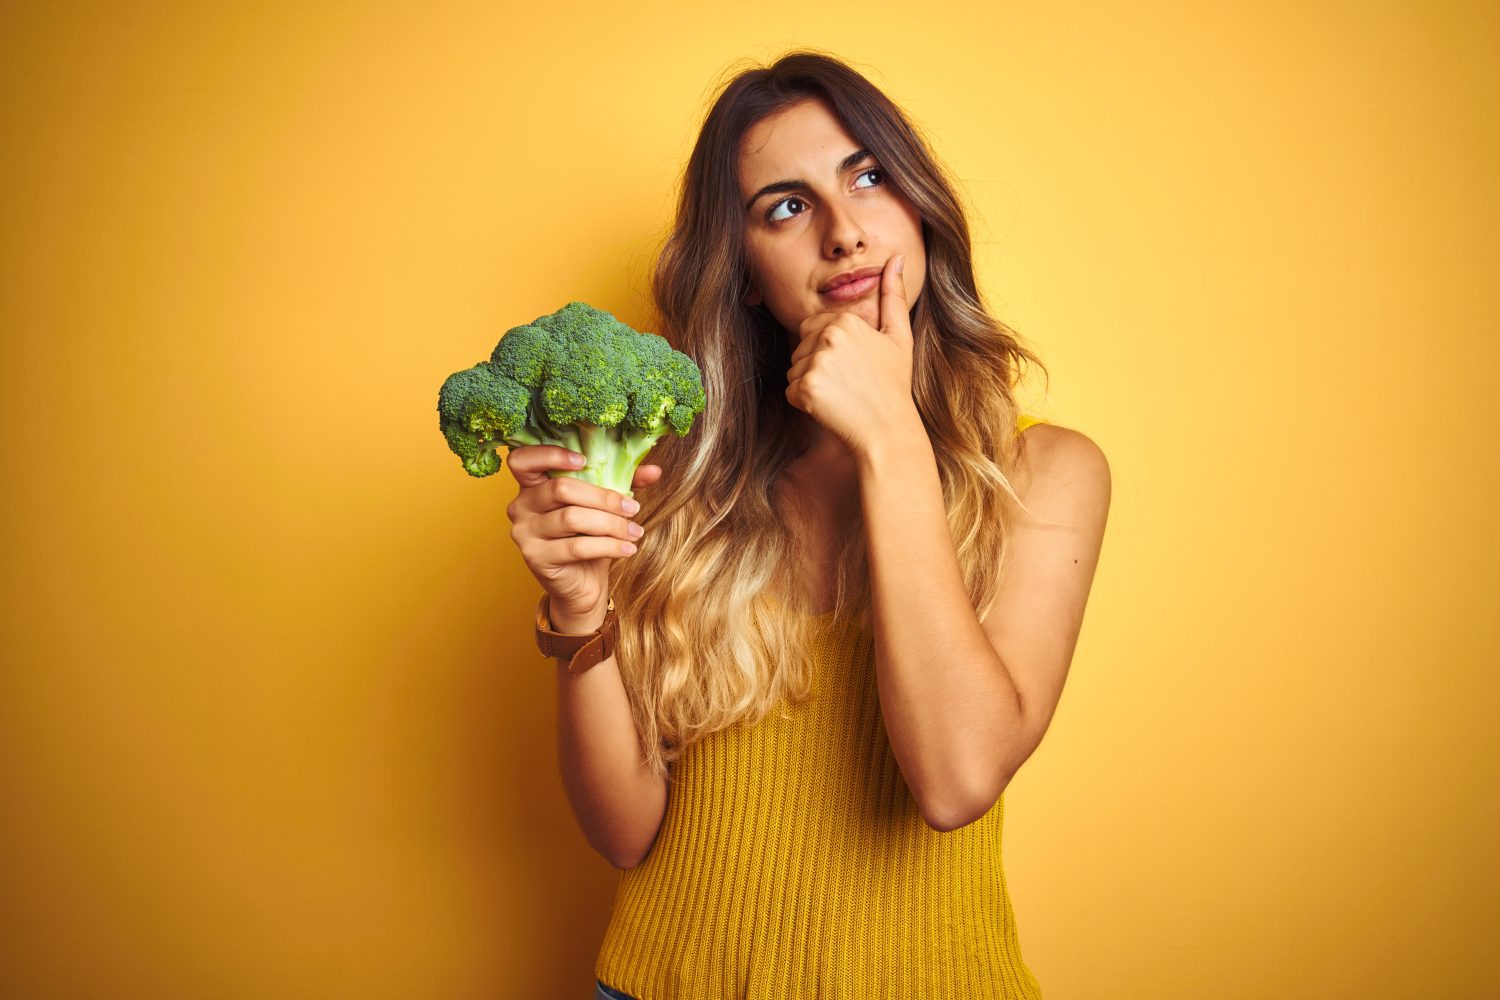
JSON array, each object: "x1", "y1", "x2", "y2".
[{"x1": 878, "y1": 254, "x2": 912, "y2": 344}]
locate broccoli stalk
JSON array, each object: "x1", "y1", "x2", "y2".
[
  {"x1": 570, "y1": 420, "x2": 663, "y2": 496},
  {"x1": 436, "y1": 301, "x2": 706, "y2": 497}
]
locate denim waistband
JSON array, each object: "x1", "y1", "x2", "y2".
[{"x1": 594, "y1": 979, "x2": 638, "y2": 1000}]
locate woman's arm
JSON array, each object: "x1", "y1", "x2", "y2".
[
  {"x1": 856, "y1": 420, "x2": 1110, "y2": 831},
  {"x1": 551, "y1": 597, "x2": 669, "y2": 869}
]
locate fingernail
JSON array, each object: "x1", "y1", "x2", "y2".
[
  {"x1": 622, "y1": 497, "x2": 640, "y2": 514},
  {"x1": 895, "y1": 255, "x2": 905, "y2": 274},
  {"x1": 569, "y1": 453, "x2": 585, "y2": 466}
]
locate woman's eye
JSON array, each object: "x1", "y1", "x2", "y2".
[
  {"x1": 767, "y1": 196, "x2": 806, "y2": 223},
  {"x1": 765, "y1": 168, "x2": 885, "y2": 224}
]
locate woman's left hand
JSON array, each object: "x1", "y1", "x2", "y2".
[{"x1": 786, "y1": 253, "x2": 923, "y2": 458}]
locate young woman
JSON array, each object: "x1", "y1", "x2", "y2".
[{"x1": 505, "y1": 50, "x2": 1110, "y2": 1000}]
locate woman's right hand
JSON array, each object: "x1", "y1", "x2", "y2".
[{"x1": 503, "y1": 445, "x2": 661, "y2": 628}]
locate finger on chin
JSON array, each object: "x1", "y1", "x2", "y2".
[{"x1": 878, "y1": 256, "x2": 903, "y2": 330}]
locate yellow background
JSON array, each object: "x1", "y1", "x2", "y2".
[{"x1": 2, "y1": 1, "x2": 1496, "y2": 997}]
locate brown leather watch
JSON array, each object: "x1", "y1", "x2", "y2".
[{"x1": 534, "y1": 593, "x2": 618, "y2": 675}]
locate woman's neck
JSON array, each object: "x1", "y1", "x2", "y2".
[{"x1": 781, "y1": 416, "x2": 858, "y2": 517}]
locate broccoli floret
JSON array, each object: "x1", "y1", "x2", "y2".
[
  {"x1": 437, "y1": 362, "x2": 535, "y2": 477},
  {"x1": 436, "y1": 301, "x2": 706, "y2": 496}
]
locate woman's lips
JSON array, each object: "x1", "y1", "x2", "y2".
[{"x1": 820, "y1": 274, "x2": 880, "y2": 301}]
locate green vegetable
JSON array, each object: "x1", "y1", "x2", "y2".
[{"x1": 437, "y1": 301, "x2": 706, "y2": 496}]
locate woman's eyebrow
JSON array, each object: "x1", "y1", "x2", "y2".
[{"x1": 744, "y1": 148, "x2": 873, "y2": 213}]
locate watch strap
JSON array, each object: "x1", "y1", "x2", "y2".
[{"x1": 535, "y1": 593, "x2": 617, "y2": 675}]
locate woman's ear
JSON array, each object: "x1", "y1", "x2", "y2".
[{"x1": 744, "y1": 285, "x2": 763, "y2": 307}]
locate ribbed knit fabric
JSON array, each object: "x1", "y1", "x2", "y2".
[{"x1": 594, "y1": 414, "x2": 1048, "y2": 1000}]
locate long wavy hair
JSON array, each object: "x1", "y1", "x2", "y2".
[{"x1": 611, "y1": 49, "x2": 1051, "y2": 783}]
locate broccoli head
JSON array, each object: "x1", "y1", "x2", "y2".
[{"x1": 436, "y1": 301, "x2": 706, "y2": 496}]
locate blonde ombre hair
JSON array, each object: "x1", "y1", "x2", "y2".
[{"x1": 611, "y1": 50, "x2": 1051, "y2": 782}]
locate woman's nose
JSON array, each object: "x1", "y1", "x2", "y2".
[{"x1": 822, "y1": 201, "x2": 867, "y2": 257}]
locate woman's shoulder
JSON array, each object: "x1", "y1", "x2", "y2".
[{"x1": 1015, "y1": 417, "x2": 1110, "y2": 502}]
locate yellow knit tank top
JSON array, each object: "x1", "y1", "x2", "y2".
[{"x1": 594, "y1": 413, "x2": 1049, "y2": 999}]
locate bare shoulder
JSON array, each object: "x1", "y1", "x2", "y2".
[{"x1": 1014, "y1": 421, "x2": 1112, "y2": 510}]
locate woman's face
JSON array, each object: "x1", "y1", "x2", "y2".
[{"x1": 737, "y1": 97, "x2": 926, "y2": 338}]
